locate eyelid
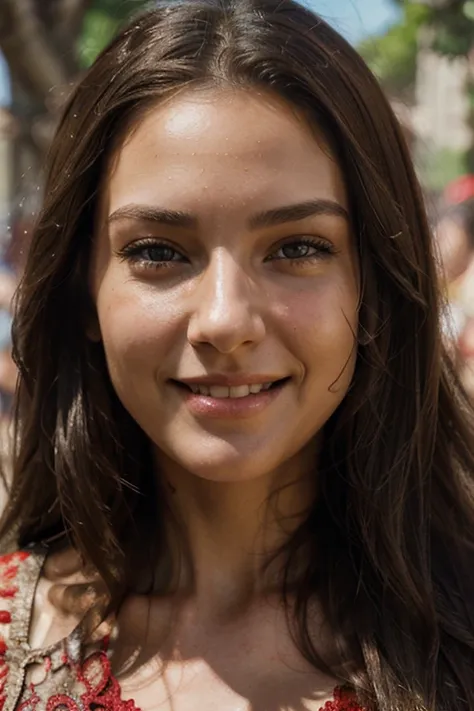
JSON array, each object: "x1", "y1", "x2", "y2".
[
  {"x1": 275, "y1": 233, "x2": 333, "y2": 246},
  {"x1": 266, "y1": 235, "x2": 337, "y2": 259},
  {"x1": 116, "y1": 237, "x2": 188, "y2": 259}
]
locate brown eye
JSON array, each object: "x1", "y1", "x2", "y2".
[
  {"x1": 141, "y1": 245, "x2": 180, "y2": 262},
  {"x1": 268, "y1": 238, "x2": 335, "y2": 262},
  {"x1": 118, "y1": 240, "x2": 188, "y2": 266},
  {"x1": 280, "y1": 243, "x2": 314, "y2": 259}
]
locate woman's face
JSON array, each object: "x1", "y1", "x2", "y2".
[{"x1": 91, "y1": 89, "x2": 359, "y2": 482}]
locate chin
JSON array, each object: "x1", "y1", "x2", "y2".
[
  {"x1": 186, "y1": 462, "x2": 271, "y2": 483},
  {"x1": 156, "y1": 439, "x2": 281, "y2": 483}
]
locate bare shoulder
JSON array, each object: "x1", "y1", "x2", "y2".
[
  {"x1": 0, "y1": 546, "x2": 108, "y2": 650},
  {"x1": 29, "y1": 546, "x2": 109, "y2": 649}
]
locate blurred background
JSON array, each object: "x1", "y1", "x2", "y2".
[{"x1": 0, "y1": 0, "x2": 473, "y2": 433}]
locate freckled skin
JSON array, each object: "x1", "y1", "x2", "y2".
[{"x1": 90, "y1": 89, "x2": 359, "y2": 483}]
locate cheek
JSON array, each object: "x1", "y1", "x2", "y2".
[
  {"x1": 95, "y1": 279, "x2": 184, "y2": 377},
  {"x1": 281, "y1": 278, "x2": 358, "y2": 379}
]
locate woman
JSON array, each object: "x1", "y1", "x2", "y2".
[
  {"x1": 436, "y1": 198, "x2": 474, "y2": 386},
  {"x1": 0, "y1": 1, "x2": 473, "y2": 709},
  {"x1": 435, "y1": 197, "x2": 474, "y2": 287}
]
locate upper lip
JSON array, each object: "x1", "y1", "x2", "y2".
[{"x1": 173, "y1": 374, "x2": 288, "y2": 387}]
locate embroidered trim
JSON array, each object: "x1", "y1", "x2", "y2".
[
  {"x1": 322, "y1": 686, "x2": 367, "y2": 710},
  {"x1": 0, "y1": 551, "x2": 33, "y2": 711},
  {"x1": 0, "y1": 549, "x2": 366, "y2": 711},
  {"x1": 17, "y1": 650, "x2": 139, "y2": 711}
]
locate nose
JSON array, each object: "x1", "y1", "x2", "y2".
[{"x1": 187, "y1": 252, "x2": 266, "y2": 354}]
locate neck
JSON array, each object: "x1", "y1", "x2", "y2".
[{"x1": 155, "y1": 445, "x2": 318, "y2": 614}]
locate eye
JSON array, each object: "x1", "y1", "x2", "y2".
[
  {"x1": 276, "y1": 243, "x2": 316, "y2": 260},
  {"x1": 139, "y1": 244, "x2": 182, "y2": 262},
  {"x1": 268, "y1": 237, "x2": 335, "y2": 263},
  {"x1": 117, "y1": 239, "x2": 187, "y2": 268}
]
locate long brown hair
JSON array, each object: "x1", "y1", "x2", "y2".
[{"x1": 2, "y1": 1, "x2": 474, "y2": 708}]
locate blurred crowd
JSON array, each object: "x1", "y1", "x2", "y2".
[
  {"x1": 435, "y1": 175, "x2": 474, "y2": 398},
  {"x1": 0, "y1": 255, "x2": 15, "y2": 424}
]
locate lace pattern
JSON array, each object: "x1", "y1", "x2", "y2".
[{"x1": 0, "y1": 550, "x2": 366, "y2": 711}]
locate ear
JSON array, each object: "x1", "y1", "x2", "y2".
[
  {"x1": 81, "y1": 279, "x2": 102, "y2": 342},
  {"x1": 86, "y1": 311, "x2": 102, "y2": 343},
  {"x1": 83, "y1": 292, "x2": 102, "y2": 342}
]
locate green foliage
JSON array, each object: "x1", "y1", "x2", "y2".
[
  {"x1": 358, "y1": 0, "x2": 474, "y2": 96},
  {"x1": 465, "y1": 0, "x2": 474, "y2": 21},
  {"x1": 428, "y1": 1, "x2": 474, "y2": 57},
  {"x1": 358, "y1": 3, "x2": 429, "y2": 97},
  {"x1": 418, "y1": 146, "x2": 470, "y2": 191},
  {"x1": 88, "y1": 0, "x2": 151, "y2": 18},
  {"x1": 78, "y1": 0, "x2": 151, "y2": 67}
]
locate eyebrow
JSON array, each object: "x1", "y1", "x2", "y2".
[
  {"x1": 249, "y1": 199, "x2": 349, "y2": 229},
  {"x1": 107, "y1": 204, "x2": 197, "y2": 228},
  {"x1": 107, "y1": 199, "x2": 349, "y2": 230}
]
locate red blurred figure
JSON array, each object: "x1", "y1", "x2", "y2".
[
  {"x1": 437, "y1": 181, "x2": 474, "y2": 396},
  {"x1": 443, "y1": 174, "x2": 474, "y2": 206}
]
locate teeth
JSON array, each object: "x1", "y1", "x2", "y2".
[
  {"x1": 230, "y1": 385, "x2": 250, "y2": 398},
  {"x1": 189, "y1": 382, "x2": 273, "y2": 397},
  {"x1": 209, "y1": 385, "x2": 230, "y2": 398}
]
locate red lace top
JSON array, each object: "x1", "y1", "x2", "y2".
[{"x1": 0, "y1": 550, "x2": 366, "y2": 711}]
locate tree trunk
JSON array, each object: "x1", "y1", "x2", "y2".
[{"x1": 0, "y1": 0, "x2": 90, "y2": 260}]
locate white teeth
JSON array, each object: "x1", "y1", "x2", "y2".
[
  {"x1": 230, "y1": 385, "x2": 250, "y2": 398},
  {"x1": 209, "y1": 385, "x2": 230, "y2": 398},
  {"x1": 189, "y1": 382, "x2": 274, "y2": 397}
]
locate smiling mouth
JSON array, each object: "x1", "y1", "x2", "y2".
[{"x1": 172, "y1": 378, "x2": 290, "y2": 399}]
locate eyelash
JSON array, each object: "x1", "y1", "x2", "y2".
[
  {"x1": 117, "y1": 239, "x2": 187, "y2": 270},
  {"x1": 267, "y1": 238, "x2": 336, "y2": 264},
  {"x1": 116, "y1": 236, "x2": 337, "y2": 270}
]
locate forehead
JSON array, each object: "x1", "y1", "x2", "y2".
[{"x1": 104, "y1": 88, "x2": 348, "y2": 215}]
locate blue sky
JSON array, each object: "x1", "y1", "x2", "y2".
[
  {"x1": 307, "y1": 0, "x2": 400, "y2": 43},
  {"x1": 0, "y1": 0, "x2": 400, "y2": 106}
]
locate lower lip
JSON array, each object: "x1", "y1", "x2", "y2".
[{"x1": 171, "y1": 382, "x2": 287, "y2": 419}]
